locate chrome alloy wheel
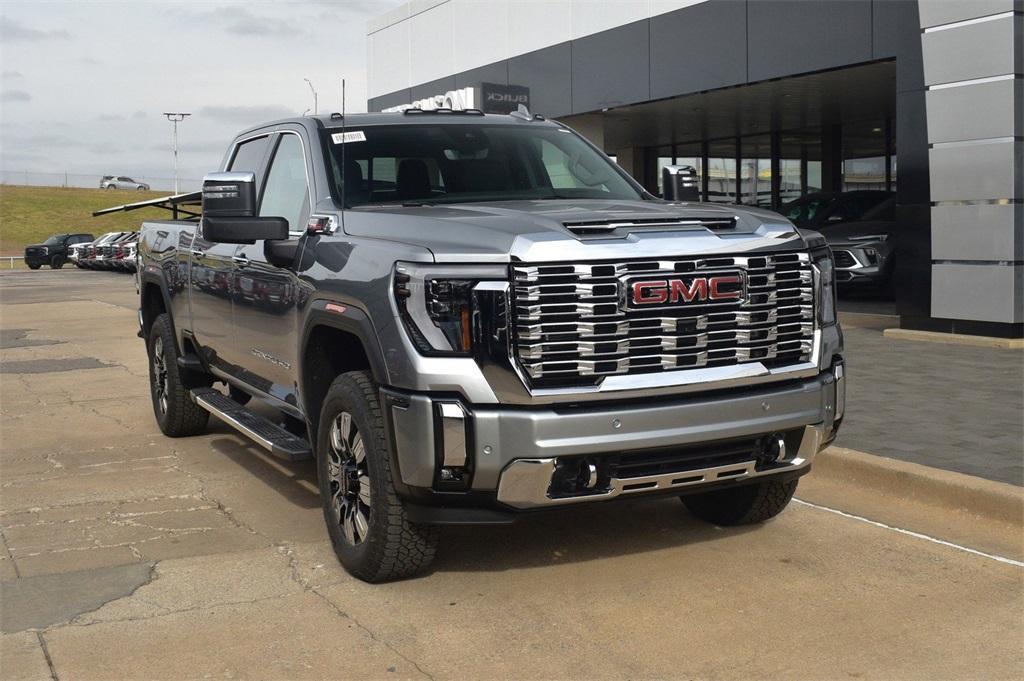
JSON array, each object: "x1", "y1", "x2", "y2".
[
  {"x1": 327, "y1": 412, "x2": 371, "y2": 545},
  {"x1": 152, "y1": 335, "x2": 168, "y2": 414}
]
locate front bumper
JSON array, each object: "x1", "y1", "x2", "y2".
[
  {"x1": 831, "y1": 245, "x2": 892, "y2": 286},
  {"x1": 383, "y1": 363, "x2": 844, "y2": 511}
]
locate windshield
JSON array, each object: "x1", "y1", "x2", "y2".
[
  {"x1": 322, "y1": 123, "x2": 643, "y2": 206},
  {"x1": 782, "y1": 195, "x2": 833, "y2": 224},
  {"x1": 43, "y1": 234, "x2": 68, "y2": 245}
]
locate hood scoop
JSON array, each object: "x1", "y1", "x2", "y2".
[{"x1": 562, "y1": 216, "x2": 737, "y2": 237}]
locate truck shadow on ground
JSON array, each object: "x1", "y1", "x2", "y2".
[
  {"x1": 430, "y1": 499, "x2": 763, "y2": 573},
  {"x1": 207, "y1": 432, "x2": 320, "y2": 510}
]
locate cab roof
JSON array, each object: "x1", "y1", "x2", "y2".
[{"x1": 234, "y1": 110, "x2": 561, "y2": 139}]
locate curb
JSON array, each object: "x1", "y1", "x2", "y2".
[
  {"x1": 883, "y1": 327, "x2": 1024, "y2": 350},
  {"x1": 811, "y1": 446, "x2": 1023, "y2": 526}
]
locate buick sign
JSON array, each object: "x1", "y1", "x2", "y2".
[{"x1": 481, "y1": 82, "x2": 530, "y2": 114}]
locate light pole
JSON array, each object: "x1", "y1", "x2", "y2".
[
  {"x1": 303, "y1": 78, "x2": 318, "y2": 115},
  {"x1": 162, "y1": 112, "x2": 191, "y2": 194}
]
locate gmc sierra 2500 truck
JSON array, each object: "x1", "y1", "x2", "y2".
[{"x1": 132, "y1": 110, "x2": 844, "y2": 582}]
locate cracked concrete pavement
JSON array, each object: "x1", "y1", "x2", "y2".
[{"x1": 1, "y1": 269, "x2": 1022, "y2": 680}]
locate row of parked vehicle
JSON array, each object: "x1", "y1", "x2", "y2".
[
  {"x1": 24, "y1": 231, "x2": 139, "y2": 271},
  {"x1": 71, "y1": 232, "x2": 139, "y2": 272}
]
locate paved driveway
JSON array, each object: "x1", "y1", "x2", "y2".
[{"x1": 1, "y1": 270, "x2": 1021, "y2": 680}]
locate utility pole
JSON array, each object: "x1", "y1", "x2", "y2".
[
  {"x1": 303, "y1": 78, "x2": 318, "y2": 115},
  {"x1": 162, "y1": 112, "x2": 191, "y2": 194}
]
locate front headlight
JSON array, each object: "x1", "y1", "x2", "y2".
[
  {"x1": 393, "y1": 262, "x2": 507, "y2": 355},
  {"x1": 812, "y1": 247, "x2": 837, "y2": 326}
]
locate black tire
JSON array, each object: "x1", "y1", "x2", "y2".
[
  {"x1": 50, "y1": 255, "x2": 64, "y2": 269},
  {"x1": 147, "y1": 313, "x2": 210, "y2": 437},
  {"x1": 317, "y1": 370, "x2": 438, "y2": 583},
  {"x1": 106, "y1": 184, "x2": 117, "y2": 190},
  {"x1": 682, "y1": 479, "x2": 798, "y2": 526},
  {"x1": 27, "y1": 263, "x2": 41, "y2": 270}
]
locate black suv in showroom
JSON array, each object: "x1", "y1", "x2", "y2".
[{"x1": 781, "y1": 190, "x2": 895, "y2": 292}]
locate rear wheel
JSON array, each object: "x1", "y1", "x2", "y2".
[
  {"x1": 682, "y1": 479, "x2": 798, "y2": 526},
  {"x1": 317, "y1": 370, "x2": 438, "y2": 582},
  {"x1": 147, "y1": 314, "x2": 210, "y2": 437}
]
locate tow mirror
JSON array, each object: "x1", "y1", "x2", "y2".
[
  {"x1": 203, "y1": 172, "x2": 256, "y2": 217},
  {"x1": 661, "y1": 165, "x2": 700, "y2": 202},
  {"x1": 201, "y1": 172, "x2": 288, "y2": 244}
]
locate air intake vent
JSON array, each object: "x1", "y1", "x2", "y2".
[{"x1": 562, "y1": 217, "x2": 736, "y2": 236}]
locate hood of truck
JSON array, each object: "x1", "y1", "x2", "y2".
[{"x1": 342, "y1": 199, "x2": 807, "y2": 262}]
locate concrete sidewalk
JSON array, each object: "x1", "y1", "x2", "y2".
[{"x1": 835, "y1": 321, "x2": 1023, "y2": 486}]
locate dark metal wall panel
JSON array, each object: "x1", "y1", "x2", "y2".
[
  {"x1": 455, "y1": 61, "x2": 508, "y2": 91},
  {"x1": 570, "y1": 19, "x2": 651, "y2": 114},
  {"x1": 747, "y1": 0, "x2": 874, "y2": 82},
  {"x1": 368, "y1": 89, "x2": 412, "y2": 113},
  {"x1": 649, "y1": 0, "x2": 748, "y2": 100},
  {"x1": 508, "y1": 42, "x2": 573, "y2": 118},
  {"x1": 871, "y1": 0, "x2": 902, "y2": 59},
  {"x1": 409, "y1": 76, "x2": 457, "y2": 103},
  {"x1": 891, "y1": 0, "x2": 934, "y2": 331}
]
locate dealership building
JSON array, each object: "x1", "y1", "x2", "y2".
[{"x1": 367, "y1": 0, "x2": 1023, "y2": 337}]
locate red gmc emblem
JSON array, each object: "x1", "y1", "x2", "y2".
[{"x1": 627, "y1": 274, "x2": 744, "y2": 308}]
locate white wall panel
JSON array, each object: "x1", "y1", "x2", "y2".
[
  {"x1": 453, "y1": 0, "x2": 511, "y2": 73},
  {"x1": 918, "y1": 0, "x2": 1014, "y2": 29},
  {"x1": 649, "y1": 0, "x2": 708, "y2": 19},
  {"x1": 509, "y1": 1, "x2": 573, "y2": 57},
  {"x1": 932, "y1": 264, "x2": 1023, "y2": 323},
  {"x1": 409, "y1": 0, "x2": 454, "y2": 86},
  {"x1": 369, "y1": 0, "x2": 712, "y2": 94},
  {"x1": 368, "y1": 20, "x2": 411, "y2": 98},
  {"x1": 571, "y1": 0, "x2": 650, "y2": 39}
]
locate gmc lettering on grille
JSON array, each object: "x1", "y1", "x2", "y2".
[{"x1": 629, "y1": 275, "x2": 744, "y2": 307}]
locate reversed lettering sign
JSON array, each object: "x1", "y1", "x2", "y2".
[{"x1": 481, "y1": 82, "x2": 530, "y2": 114}]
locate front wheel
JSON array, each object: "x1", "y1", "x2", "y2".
[
  {"x1": 681, "y1": 478, "x2": 798, "y2": 526},
  {"x1": 50, "y1": 255, "x2": 64, "y2": 269},
  {"x1": 27, "y1": 263, "x2": 41, "y2": 270},
  {"x1": 147, "y1": 314, "x2": 210, "y2": 437},
  {"x1": 317, "y1": 370, "x2": 438, "y2": 583}
]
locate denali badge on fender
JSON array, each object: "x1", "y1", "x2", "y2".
[{"x1": 626, "y1": 273, "x2": 745, "y2": 308}]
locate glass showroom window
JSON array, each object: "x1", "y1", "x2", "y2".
[
  {"x1": 706, "y1": 139, "x2": 737, "y2": 204},
  {"x1": 842, "y1": 120, "x2": 890, "y2": 192},
  {"x1": 740, "y1": 135, "x2": 772, "y2": 208}
]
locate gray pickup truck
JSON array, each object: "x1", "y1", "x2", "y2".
[{"x1": 134, "y1": 110, "x2": 845, "y2": 582}]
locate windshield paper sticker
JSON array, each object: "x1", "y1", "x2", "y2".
[{"x1": 332, "y1": 131, "x2": 366, "y2": 144}]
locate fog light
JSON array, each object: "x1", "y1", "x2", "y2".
[
  {"x1": 552, "y1": 457, "x2": 604, "y2": 496},
  {"x1": 435, "y1": 401, "x2": 471, "y2": 489},
  {"x1": 761, "y1": 433, "x2": 787, "y2": 464}
]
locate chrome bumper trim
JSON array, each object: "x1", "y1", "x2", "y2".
[{"x1": 496, "y1": 423, "x2": 826, "y2": 509}]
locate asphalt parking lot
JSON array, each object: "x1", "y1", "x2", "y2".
[{"x1": 1, "y1": 268, "x2": 1022, "y2": 680}]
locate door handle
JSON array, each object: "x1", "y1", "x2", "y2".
[{"x1": 232, "y1": 255, "x2": 250, "y2": 268}]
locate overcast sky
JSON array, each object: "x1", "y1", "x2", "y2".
[{"x1": 0, "y1": 0, "x2": 400, "y2": 188}]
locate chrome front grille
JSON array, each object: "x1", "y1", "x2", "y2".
[{"x1": 511, "y1": 252, "x2": 815, "y2": 385}]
